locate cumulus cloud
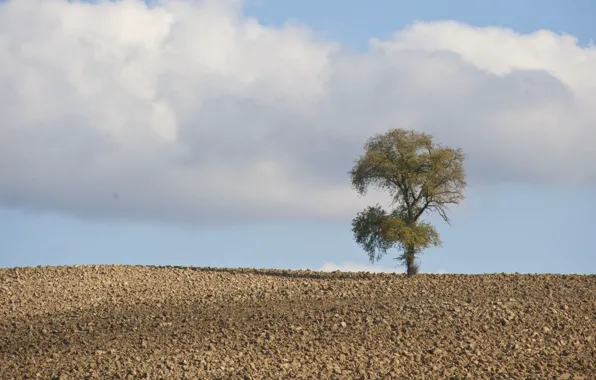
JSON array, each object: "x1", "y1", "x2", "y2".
[
  {"x1": 318, "y1": 262, "x2": 447, "y2": 274},
  {"x1": 0, "y1": 0, "x2": 595, "y2": 224}
]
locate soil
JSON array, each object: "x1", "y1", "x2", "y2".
[{"x1": 0, "y1": 265, "x2": 594, "y2": 379}]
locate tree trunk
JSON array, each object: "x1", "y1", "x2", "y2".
[{"x1": 405, "y1": 245, "x2": 417, "y2": 277}]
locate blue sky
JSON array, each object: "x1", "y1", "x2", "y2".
[
  {"x1": 244, "y1": 0, "x2": 596, "y2": 49},
  {"x1": 0, "y1": 0, "x2": 594, "y2": 274}
]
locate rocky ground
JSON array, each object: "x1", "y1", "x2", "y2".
[{"x1": 0, "y1": 265, "x2": 594, "y2": 379}]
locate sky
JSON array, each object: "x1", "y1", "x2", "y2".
[{"x1": 0, "y1": 0, "x2": 595, "y2": 274}]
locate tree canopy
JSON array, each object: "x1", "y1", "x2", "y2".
[{"x1": 349, "y1": 128, "x2": 466, "y2": 276}]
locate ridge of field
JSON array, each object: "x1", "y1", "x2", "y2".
[{"x1": 0, "y1": 265, "x2": 594, "y2": 379}]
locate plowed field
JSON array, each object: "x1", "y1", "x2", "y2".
[{"x1": 0, "y1": 265, "x2": 594, "y2": 379}]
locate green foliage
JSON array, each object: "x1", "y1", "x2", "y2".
[
  {"x1": 352, "y1": 205, "x2": 442, "y2": 264},
  {"x1": 349, "y1": 128, "x2": 466, "y2": 275},
  {"x1": 351, "y1": 205, "x2": 395, "y2": 264}
]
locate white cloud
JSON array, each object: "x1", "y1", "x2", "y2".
[
  {"x1": 317, "y1": 261, "x2": 447, "y2": 274},
  {"x1": 1, "y1": 0, "x2": 595, "y2": 224},
  {"x1": 318, "y1": 261, "x2": 403, "y2": 273}
]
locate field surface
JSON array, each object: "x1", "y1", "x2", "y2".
[{"x1": 0, "y1": 265, "x2": 594, "y2": 379}]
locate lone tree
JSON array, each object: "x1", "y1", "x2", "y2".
[{"x1": 349, "y1": 128, "x2": 466, "y2": 276}]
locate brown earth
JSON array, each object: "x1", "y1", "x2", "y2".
[{"x1": 0, "y1": 265, "x2": 594, "y2": 379}]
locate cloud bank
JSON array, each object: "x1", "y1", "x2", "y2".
[
  {"x1": 1, "y1": 0, "x2": 595, "y2": 224},
  {"x1": 318, "y1": 262, "x2": 446, "y2": 274}
]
